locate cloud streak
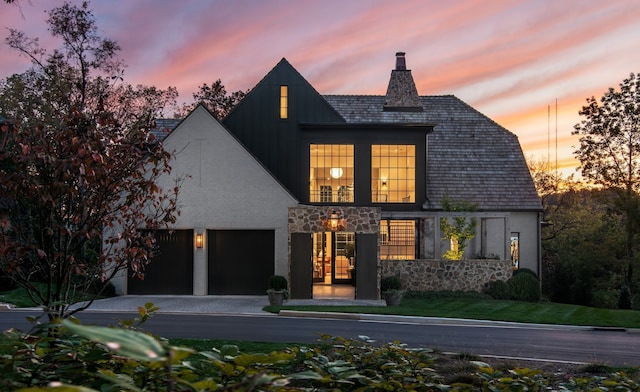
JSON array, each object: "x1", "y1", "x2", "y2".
[{"x1": 1, "y1": 0, "x2": 639, "y2": 176}]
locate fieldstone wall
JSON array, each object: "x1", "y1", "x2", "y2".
[
  {"x1": 381, "y1": 259, "x2": 513, "y2": 292},
  {"x1": 288, "y1": 206, "x2": 381, "y2": 233}
]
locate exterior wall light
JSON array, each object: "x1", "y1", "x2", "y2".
[
  {"x1": 329, "y1": 210, "x2": 340, "y2": 230},
  {"x1": 322, "y1": 209, "x2": 346, "y2": 231},
  {"x1": 195, "y1": 233, "x2": 204, "y2": 248}
]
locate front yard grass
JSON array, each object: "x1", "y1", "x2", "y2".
[{"x1": 268, "y1": 297, "x2": 640, "y2": 329}]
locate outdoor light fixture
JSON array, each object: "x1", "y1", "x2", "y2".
[
  {"x1": 329, "y1": 210, "x2": 340, "y2": 230},
  {"x1": 330, "y1": 167, "x2": 343, "y2": 179},
  {"x1": 195, "y1": 233, "x2": 204, "y2": 248},
  {"x1": 322, "y1": 209, "x2": 346, "y2": 231}
]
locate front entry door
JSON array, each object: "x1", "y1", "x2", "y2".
[{"x1": 312, "y1": 232, "x2": 355, "y2": 284}]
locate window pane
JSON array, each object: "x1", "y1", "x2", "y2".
[
  {"x1": 309, "y1": 144, "x2": 354, "y2": 203},
  {"x1": 280, "y1": 85, "x2": 288, "y2": 119},
  {"x1": 372, "y1": 145, "x2": 415, "y2": 203},
  {"x1": 380, "y1": 220, "x2": 415, "y2": 260}
]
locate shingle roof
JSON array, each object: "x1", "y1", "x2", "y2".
[
  {"x1": 323, "y1": 94, "x2": 542, "y2": 212},
  {"x1": 151, "y1": 118, "x2": 181, "y2": 142}
]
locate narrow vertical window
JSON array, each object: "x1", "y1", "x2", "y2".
[
  {"x1": 510, "y1": 233, "x2": 519, "y2": 269},
  {"x1": 280, "y1": 85, "x2": 288, "y2": 119}
]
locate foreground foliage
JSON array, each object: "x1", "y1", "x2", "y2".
[{"x1": 0, "y1": 307, "x2": 638, "y2": 391}]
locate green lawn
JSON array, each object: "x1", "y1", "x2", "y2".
[
  {"x1": 269, "y1": 297, "x2": 640, "y2": 329},
  {"x1": 3, "y1": 285, "x2": 639, "y2": 329}
]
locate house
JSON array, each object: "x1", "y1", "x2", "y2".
[
  {"x1": 112, "y1": 52, "x2": 542, "y2": 299},
  {"x1": 112, "y1": 105, "x2": 298, "y2": 296}
]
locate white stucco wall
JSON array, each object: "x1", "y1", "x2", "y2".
[
  {"x1": 112, "y1": 106, "x2": 298, "y2": 295},
  {"x1": 509, "y1": 211, "x2": 540, "y2": 275},
  {"x1": 428, "y1": 211, "x2": 540, "y2": 275}
]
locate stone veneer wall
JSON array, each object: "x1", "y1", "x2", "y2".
[
  {"x1": 381, "y1": 259, "x2": 513, "y2": 292},
  {"x1": 288, "y1": 206, "x2": 381, "y2": 234},
  {"x1": 289, "y1": 207, "x2": 513, "y2": 294}
]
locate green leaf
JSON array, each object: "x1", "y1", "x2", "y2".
[
  {"x1": 17, "y1": 384, "x2": 99, "y2": 392},
  {"x1": 219, "y1": 344, "x2": 239, "y2": 356},
  {"x1": 61, "y1": 319, "x2": 166, "y2": 361}
]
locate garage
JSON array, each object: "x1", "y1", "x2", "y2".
[
  {"x1": 208, "y1": 230, "x2": 274, "y2": 295},
  {"x1": 127, "y1": 230, "x2": 194, "y2": 295}
]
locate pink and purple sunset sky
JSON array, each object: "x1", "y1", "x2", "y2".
[{"x1": 2, "y1": 0, "x2": 640, "y2": 176}]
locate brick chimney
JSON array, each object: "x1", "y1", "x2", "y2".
[{"x1": 384, "y1": 52, "x2": 422, "y2": 112}]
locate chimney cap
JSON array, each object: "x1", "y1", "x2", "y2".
[{"x1": 395, "y1": 52, "x2": 407, "y2": 71}]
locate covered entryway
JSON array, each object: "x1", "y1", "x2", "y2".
[
  {"x1": 127, "y1": 230, "x2": 194, "y2": 295},
  {"x1": 289, "y1": 206, "x2": 381, "y2": 300},
  {"x1": 207, "y1": 230, "x2": 274, "y2": 295}
]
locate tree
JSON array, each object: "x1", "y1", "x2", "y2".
[
  {"x1": 527, "y1": 156, "x2": 581, "y2": 241},
  {"x1": 439, "y1": 196, "x2": 477, "y2": 260},
  {"x1": 0, "y1": 1, "x2": 180, "y2": 320},
  {"x1": 573, "y1": 72, "x2": 640, "y2": 289},
  {"x1": 178, "y1": 79, "x2": 247, "y2": 119}
]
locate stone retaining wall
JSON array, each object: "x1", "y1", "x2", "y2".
[{"x1": 381, "y1": 259, "x2": 513, "y2": 292}]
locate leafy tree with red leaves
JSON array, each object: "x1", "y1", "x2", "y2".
[{"x1": 0, "y1": 1, "x2": 180, "y2": 320}]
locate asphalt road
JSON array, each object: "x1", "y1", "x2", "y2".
[{"x1": 2, "y1": 310, "x2": 639, "y2": 366}]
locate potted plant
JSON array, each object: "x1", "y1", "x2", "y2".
[
  {"x1": 381, "y1": 275, "x2": 403, "y2": 306},
  {"x1": 267, "y1": 275, "x2": 289, "y2": 306}
]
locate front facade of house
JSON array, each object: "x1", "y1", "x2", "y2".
[{"x1": 113, "y1": 53, "x2": 542, "y2": 299}]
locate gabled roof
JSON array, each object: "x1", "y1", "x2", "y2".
[{"x1": 324, "y1": 94, "x2": 542, "y2": 212}]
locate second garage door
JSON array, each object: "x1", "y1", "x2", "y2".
[{"x1": 208, "y1": 230, "x2": 274, "y2": 295}]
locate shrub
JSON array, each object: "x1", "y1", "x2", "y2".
[
  {"x1": 507, "y1": 272, "x2": 541, "y2": 302},
  {"x1": 381, "y1": 275, "x2": 402, "y2": 292},
  {"x1": 513, "y1": 268, "x2": 538, "y2": 279},
  {"x1": 617, "y1": 285, "x2": 632, "y2": 310},
  {"x1": 591, "y1": 289, "x2": 618, "y2": 309},
  {"x1": 483, "y1": 280, "x2": 510, "y2": 300},
  {"x1": 267, "y1": 275, "x2": 288, "y2": 291}
]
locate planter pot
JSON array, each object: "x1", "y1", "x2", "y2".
[
  {"x1": 267, "y1": 290, "x2": 286, "y2": 306},
  {"x1": 382, "y1": 290, "x2": 403, "y2": 306}
]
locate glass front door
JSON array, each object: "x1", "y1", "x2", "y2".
[{"x1": 312, "y1": 232, "x2": 355, "y2": 284}]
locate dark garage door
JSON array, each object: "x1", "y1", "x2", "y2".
[
  {"x1": 208, "y1": 230, "x2": 274, "y2": 295},
  {"x1": 128, "y1": 230, "x2": 194, "y2": 295}
]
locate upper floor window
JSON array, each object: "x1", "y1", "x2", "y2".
[
  {"x1": 280, "y1": 85, "x2": 288, "y2": 119},
  {"x1": 371, "y1": 145, "x2": 415, "y2": 203},
  {"x1": 310, "y1": 144, "x2": 354, "y2": 203}
]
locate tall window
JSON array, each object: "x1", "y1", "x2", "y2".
[
  {"x1": 371, "y1": 145, "x2": 415, "y2": 203},
  {"x1": 510, "y1": 233, "x2": 519, "y2": 269},
  {"x1": 380, "y1": 220, "x2": 416, "y2": 260},
  {"x1": 280, "y1": 85, "x2": 288, "y2": 119},
  {"x1": 310, "y1": 144, "x2": 354, "y2": 203}
]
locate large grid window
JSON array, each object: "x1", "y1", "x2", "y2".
[
  {"x1": 310, "y1": 144, "x2": 354, "y2": 203},
  {"x1": 280, "y1": 85, "x2": 288, "y2": 119},
  {"x1": 372, "y1": 145, "x2": 415, "y2": 203},
  {"x1": 380, "y1": 220, "x2": 416, "y2": 260}
]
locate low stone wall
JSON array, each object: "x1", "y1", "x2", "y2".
[{"x1": 381, "y1": 259, "x2": 513, "y2": 292}]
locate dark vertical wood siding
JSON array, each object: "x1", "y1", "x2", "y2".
[
  {"x1": 290, "y1": 233, "x2": 312, "y2": 299},
  {"x1": 223, "y1": 59, "x2": 344, "y2": 199},
  {"x1": 208, "y1": 230, "x2": 275, "y2": 295},
  {"x1": 128, "y1": 230, "x2": 193, "y2": 295}
]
